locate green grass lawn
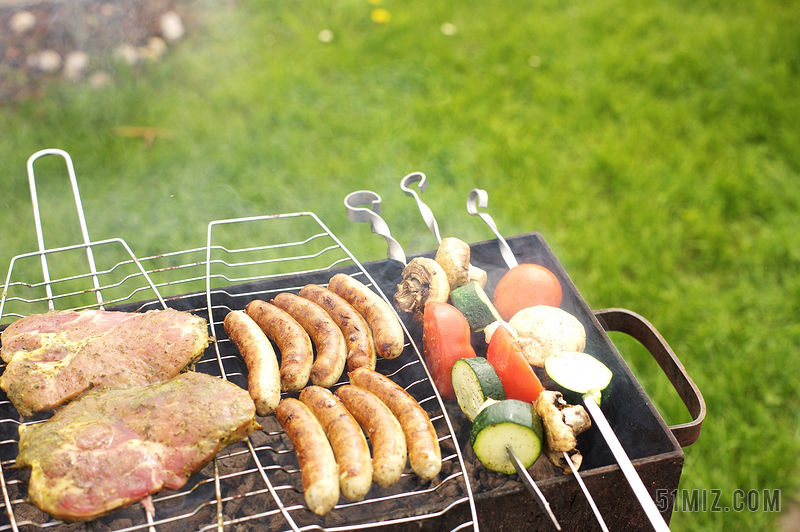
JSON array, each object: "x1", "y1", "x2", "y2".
[{"x1": 1, "y1": 0, "x2": 799, "y2": 530}]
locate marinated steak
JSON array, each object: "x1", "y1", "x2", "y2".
[
  {"x1": 15, "y1": 371, "x2": 260, "y2": 522},
  {"x1": 0, "y1": 309, "x2": 210, "y2": 417}
]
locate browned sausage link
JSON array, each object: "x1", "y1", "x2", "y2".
[
  {"x1": 335, "y1": 385, "x2": 407, "y2": 488},
  {"x1": 245, "y1": 299, "x2": 312, "y2": 392},
  {"x1": 299, "y1": 386, "x2": 373, "y2": 502},
  {"x1": 276, "y1": 398, "x2": 340, "y2": 516},
  {"x1": 349, "y1": 367, "x2": 441, "y2": 481},
  {"x1": 223, "y1": 310, "x2": 281, "y2": 416},
  {"x1": 327, "y1": 273, "x2": 404, "y2": 360},
  {"x1": 299, "y1": 284, "x2": 376, "y2": 372},
  {"x1": 271, "y1": 293, "x2": 347, "y2": 388}
]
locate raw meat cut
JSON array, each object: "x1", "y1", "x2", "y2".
[
  {"x1": 0, "y1": 308, "x2": 210, "y2": 417},
  {"x1": 15, "y1": 371, "x2": 260, "y2": 521}
]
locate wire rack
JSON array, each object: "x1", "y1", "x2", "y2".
[{"x1": 0, "y1": 150, "x2": 480, "y2": 532}]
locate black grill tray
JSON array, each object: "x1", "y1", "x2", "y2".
[{"x1": 0, "y1": 232, "x2": 688, "y2": 532}]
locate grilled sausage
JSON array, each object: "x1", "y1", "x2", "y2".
[
  {"x1": 245, "y1": 299, "x2": 313, "y2": 392},
  {"x1": 276, "y1": 398, "x2": 340, "y2": 515},
  {"x1": 271, "y1": 293, "x2": 347, "y2": 388},
  {"x1": 327, "y1": 273, "x2": 404, "y2": 360},
  {"x1": 349, "y1": 367, "x2": 441, "y2": 481},
  {"x1": 299, "y1": 386, "x2": 373, "y2": 501},
  {"x1": 223, "y1": 310, "x2": 281, "y2": 416},
  {"x1": 299, "y1": 284, "x2": 376, "y2": 372},
  {"x1": 336, "y1": 385, "x2": 407, "y2": 488}
]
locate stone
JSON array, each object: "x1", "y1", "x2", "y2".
[
  {"x1": 28, "y1": 50, "x2": 63, "y2": 73},
  {"x1": 140, "y1": 36, "x2": 167, "y2": 60},
  {"x1": 160, "y1": 11, "x2": 185, "y2": 42},
  {"x1": 9, "y1": 10, "x2": 36, "y2": 35},
  {"x1": 63, "y1": 51, "x2": 89, "y2": 80},
  {"x1": 115, "y1": 44, "x2": 139, "y2": 65}
]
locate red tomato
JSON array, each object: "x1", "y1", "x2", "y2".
[
  {"x1": 486, "y1": 325, "x2": 544, "y2": 403},
  {"x1": 493, "y1": 263, "x2": 562, "y2": 321},
  {"x1": 422, "y1": 301, "x2": 477, "y2": 401}
]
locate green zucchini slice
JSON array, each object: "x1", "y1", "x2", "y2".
[
  {"x1": 544, "y1": 351, "x2": 613, "y2": 406},
  {"x1": 450, "y1": 281, "x2": 502, "y2": 332},
  {"x1": 469, "y1": 399, "x2": 544, "y2": 474},
  {"x1": 452, "y1": 357, "x2": 506, "y2": 421}
]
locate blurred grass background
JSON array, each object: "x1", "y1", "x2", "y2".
[{"x1": 1, "y1": 0, "x2": 799, "y2": 530}]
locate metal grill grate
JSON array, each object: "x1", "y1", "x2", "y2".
[{"x1": 0, "y1": 150, "x2": 479, "y2": 532}]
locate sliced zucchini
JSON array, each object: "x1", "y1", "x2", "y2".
[
  {"x1": 544, "y1": 351, "x2": 613, "y2": 406},
  {"x1": 450, "y1": 281, "x2": 503, "y2": 332},
  {"x1": 451, "y1": 357, "x2": 506, "y2": 421},
  {"x1": 469, "y1": 399, "x2": 544, "y2": 474}
]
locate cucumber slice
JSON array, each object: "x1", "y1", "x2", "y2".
[
  {"x1": 451, "y1": 357, "x2": 506, "y2": 421},
  {"x1": 544, "y1": 351, "x2": 613, "y2": 405},
  {"x1": 450, "y1": 281, "x2": 502, "y2": 332},
  {"x1": 469, "y1": 399, "x2": 544, "y2": 474}
]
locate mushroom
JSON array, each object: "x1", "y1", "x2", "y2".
[
  {"x1": 393, "y1": 257, "x2": 450, "y2": 324},
  {"x1": 544, "y1": 447, "x2": 584, "y2": 474},
  {"x1": 534, "y1": 390, "x2": 592, "y2": 474},
  {"x1": 482, "y1": 320, "x2": 517, "y2": 344},
  {"x1": 507, "y1": 305, "x2": 586, "y2": 367},
  {"x1": 435, "y1": 237, "x2": 470, "y2": 290},
  {"x1": 468, "y1": 263, "x2": 488, "y2": 288},
  {"x1": 434, "y1": 237, "x2": 488, "y2": 290}
]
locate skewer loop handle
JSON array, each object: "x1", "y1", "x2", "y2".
[
  {"x1": 344, "y1": 190, "x2": 406, "y2": 265},
  {"x1": 400, "y1": 172, "x2": 442, "y2": 244},
  {"x1": 466, "y1": 189, "x2": 518, "y2": 269}
]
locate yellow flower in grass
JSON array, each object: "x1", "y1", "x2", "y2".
[{"x1": 371, "y1": 8, "x2": 391, "y2": 23}]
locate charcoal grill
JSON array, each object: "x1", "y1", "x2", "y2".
[{"x1": 0, "y1": 150, "x2": 705, "y2": 532}]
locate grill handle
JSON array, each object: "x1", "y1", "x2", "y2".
[
  {"x1": 27, "y1": 149, "x2": 103, "y2": 309},
  {"x1": 592, "y1": 307, "x2": 706, "y2": 448}
]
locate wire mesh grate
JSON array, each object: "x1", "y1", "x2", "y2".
[{"x1": 0, "y1": 153, "x2": 479, "y2": 532}]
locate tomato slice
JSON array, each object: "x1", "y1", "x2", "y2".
[
  {"x1": 422, "y1": 301, "x2": 477, "y2": 401},
  {"x1": 486, "y1": 325, "x2": 545, "y2": 403}
]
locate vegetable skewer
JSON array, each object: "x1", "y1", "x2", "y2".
[
  {"x1": 398, "y1": 179, "x2": 562, "y2": 531},
  {"x1": 464, "y1": 186, "x2": 611, "y2": 528}
]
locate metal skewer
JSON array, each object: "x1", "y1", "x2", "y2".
[
  {"x1": 582, "y1": 397, "x2": 671, "y2": 532},
  {"x1": 465, "y1": 183, "x2": 673, "y2": 530},
  {"x1": 466, "y1": 189, "x2": 518, "y2": 269},
  {"x1": 563, "y1": 451, "x2": 609, "y2": 532},
  {"x1": 344, "y1": 190, "x2": 407, "y2": 265},
  {"x1": 507, "y1": 446, "x2": 561, "y2": 530},
  {"x1": 464, "y1": 187, "x2": 615, "y2": 529},
  {"x1": 397, "y1": 174, "x2": 562, "y2": 530},
  {"x1": 400, "y1": 172, "x2": 442, "y2": 244}
]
